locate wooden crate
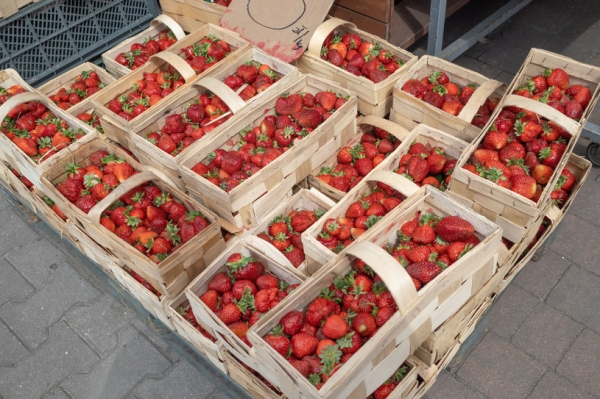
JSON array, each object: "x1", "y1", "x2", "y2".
[
  {"x1": 102, "y1": 14, "x2": 187, "y2": 79},
  {"x1": 36, "y1": 62, "x2": 117, "y2": 110},
  {"x1": 302, "y1": 170, "x2": 418, "y2": 275},
  {"x1": 178, "y1": 74, "x2": 358, "y2": 231},
  {"x1": 37, "y1": 138, "x2": 147, "y2": 236},
  {"x1": 448, "y1": 94, "x2": 582, "y2": 244},
  {"x1": 0, "y1": 92, "x2": 98, "y2": 188},
  {"x1": 59, "y1": 169, "x2": 224, "y2": 297},
  {"x1": 506, "y1": 48, "x2": 600, "y2": 133},
  {"x1": 92, "y1": 52, "x2": 197, "y2": 149},
  {"x1": 185, "y1": 236, "x2": 306, "y2": 386},
  {"x1": 165, "y1": 291, "x2": 228, "y2": 374},
  {"x1": 249, "y1": 189, "x2": 502, "y2": 399},
  {"x1": 159, "y1": 0, "x2": 226, "y2": 31},
  {"x1": 306, "y1": 114, "x2": 411, "y2": 202},
  {"x1": 392, "y1": 55, "x2": 506, "y2": 143},
  {"x1": 66, "y1": 99, "x2": 106, "y2": 135},
  {"x1": 222, "y1": 350, "x2": 284, "y2": 399},
  {"x1": 129, "y1": 45, "x2": 300, "y2": 188},
  {"x1": 245, "y1": 188, "x2": 337, "y2": 276},
  {"x1": 296, "y1": 17, "x2": 417, "y2": 117},
  {"x1": 0, "y1": 68, "x2": 36, "y2": 93},
  {"x1": 110, "y1": 263, "x2": 174, "y2": 328}
]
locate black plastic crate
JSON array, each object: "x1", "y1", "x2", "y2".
[{"x1": 0, "y1": 0, "x2": 161, "y2": 86}]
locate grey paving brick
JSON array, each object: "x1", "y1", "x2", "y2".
[
  {"x1": 61, "y1": 325, "x2": 173, "y2": 399},
  {"x1": 511, "y1": 302, "x2": 583, "y2": 367},
  {"x1": 567, "y1": 178, "x2": 600, "y2": 227},
  {"x1": 547, "y1": 264, "x2": 600, "y2": 334},
  {"x1": 492, "y1": 20, "x2": 559, "y2": 52},
  {"x1": 528, "y1": 371, "x2": 593, "y2": 399},
  {"x1": 457, "y1": 332, "x2": 545, "y2": 399},
  {"x1": 5, "y1": 238, "x2": 66, "y2": 289},
  {"x1": 549, "y1": 213, "x2": 600, "y2": 277},
  {"x1": 486, "y1": 284, "x2": 538, "y2": 340},
  {"x1": 556, "y1": 18, "x2": 600, "y2": 63},
  {"x1": 65, "y1": 294, "x2": 135, "y2": 355},
  {"x1": 496, "y1": 71, "x2": 516, "y2": 86},
  {"x1": 0, "y1": 261, "x2": 101, "y2": 349},
  {"x1": 0, "y1": 208, "x2": 39, "y2": 257},
  {"x1": 42, "y1": 388, "x2": 70, "y2": 399},
  {"x1": 134, "y1": 360, "x2": 218, "y2": 399},
  {"x1": 0, "y1": 320, "x2": 98, "y2": 399},
  {"x1": 462, "y1": 37, "x2": 495, "y2": 59},
  {"x1": 477, "y1": 41, "x2": 531, "y2": 76},
  {"x1": 131, "y1": 318, "x2": 181, "y2": 363},
  {"x1": 0, "y1": 193, "x2": 8, "y2": 212},
  {"x1": 452, "y1": 55, "x2": 503, "y2": 79},
  {"x1": 512, "y1": 250, "x2": 571, "y2": 300},
  {"x1": 0, "y1": 258, "x2": 34, "y2": 306},
  {"x1": 557, "y1": 329, "x2": 600, "y2": 396},
  {"x1": 0, "y1": 318, "x2": 29, "y2": 367},
  {"x1": 421, "y1": 371, "x2": 484, "y2": 399},
  {"x1": 512, "y1": 1, "x2": 574, "y2": 33}
]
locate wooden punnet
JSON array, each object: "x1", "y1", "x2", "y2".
[
  {"x1": 0, "y1": 68, "x2": 36, "y2": 93},
  {"x1": 246, "y1": 188, "x2": 337, "y2": 276},
  {"x1": 296, "y1": 18, "x2": 418, "y2": 117},
  {"x1": 129, "y1": 45, "x2": 300, "y2": 188},
  {"x1": 37, "y1": 62, "x2": 117, "y2": 108},
  {"x1": 185, "y1": 236, "x2": 306, "y2": 386},
  {"x1": 249, "y1": 187, "x2": 502, "y2": 399},
  {"x1": 307, "y1": 115, "x2": 411, "y2": 202},
  {"x1": 0, "y1": 92, "x2": 97, "y2": 188},
  {"x1": 222, "y1": 350, "x2": 284, "y2": 399},
  {"x1": 159, "y1": 0, "x2": 226, "y2": 33},
  {"x1": 392, "y1": 55, "x2": 505, "y2": 143},
  {"x1": 448, "y1": 94, "x2": 582, "y2": 244},
  {"x1": 92, "y1": 52, "x2": 197, "y2": 150},
  {"x1": 101, "y1": 14, "x2": 187, "y2": 79},
  {"x1": 178, "y1": 74, "x2": 357, "y2": 231}
]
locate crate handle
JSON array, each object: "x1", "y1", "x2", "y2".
[
  {"x1": 241, "y1": 234, "x2": 295, "y2": 270},
  {"x1": 87, "y1": 170, "x2": 156, "y2": 223},
  {"x1": 365, "y1": 169, "x2": 420, "y2": 197},
  {"x1": 457, "y1": 80, "x2": 505, "y2": 122},
  {"x1": 306, "y1": 17, "x2": 357, "y2": 59},
  {"x1": 0, "y1": 92, "x2": 47, "y2": 123},
  {"x1": 358, "y1": 115, "x2": 412, "y2": 143},
  {"x1": 501, "y1": 94, "x2": 580, "y2": 134},
  {"x1": 194, "y1": 76, "x2": 246, "y2": 115},
  {"x1": 151, "y1": 14, "x2": 186, "y2": 41},
  {"x1": 149, "y1": 52, "x2": 196, "y2": 83},
  {"x1": 344, "y1": 241, "x2": 418, "y2": 315}
]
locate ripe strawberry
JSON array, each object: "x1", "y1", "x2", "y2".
[
  {"x1": 321, "y1": 314, "x2": 349, "y2": 339},
  {"x1": 265, "y1": 325, "x2": 291, "y2": 357},
  {"x1": 447, "y1": 242, "x2": 472, "y2": 263},
  {"x1": 545, "y1": 68, "x2": 570, "y2": 90},
  {"x1": 352, "y1": 312, "x2": 376, "y2": 337},
  {"x1": 434, "y1": 216, "x2": 475, "y2": 242},
  {"x1": 405, "y1": 245, "x2": 432, "y2": 264},
  {"x1": 56, "y1": 178, "x2": 84, "y2": 202},
  {"x1": 306, "y1": 297, "x2": 338, "y2": 327},
  {"x1": 281, "y1": 310, "x2": 304, "y2": 336},
  {"x1": 510, "y1": 175, "x2": 537, "y2": 199},
  {"x1": 406, "y1": 261, "x2": 442, "y2": 285},
  {"x1": 407, "y1": 156, "x2": 430, "y2": 183},
  {"x1": 199, "y1": 289, "x2": 218, "y2": 311},
  {"x1": 564, "y1": 100, "x2": 583, "y2": 119},
  {"x1": 291, "y1": 332, "x2": 319, "y2": 358},
  {"x1": 375, "y1": 307, "x2": 396, "y2": 327},
  {"x1": 290, "y1": 213, "x2": 314, "y2": 233},
  {"x1": 354, "y1": 157, "x2": 374, "y2": 176},
  {"x1": 284, "y1": 246, "x2": 305, "y2": 268},
  {"x1": 207, "y1": 272, "x2": 232, "y2": 293},
  {"x1": 483, "y1": 130, "x2": 509, "y2": 150}
]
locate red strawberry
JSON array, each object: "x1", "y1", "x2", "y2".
[
  {"x1": 291, "y1": 332, "x2": 319, "y2": 358},
  {"x1": 434, "y1": 216, "x2": 475, "y2": 242},
  {"x1": 281, "y1": 310, "x2": 304, "y2": 336},
  {"x1": 207, "y1": 272, "x2": 232, "y2": 293},
  {"x1": 406, "y1": 261, "x2": 442, "y2": 285},
  {"x1": 352, "y1": 312, "x2": 376, "y2": 337},
  {"x1": 545, "y1": 68, "x2": 570, "y2": 90}
]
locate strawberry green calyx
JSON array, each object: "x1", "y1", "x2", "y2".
[
  {"x1": 319, "y1": 344, "x2": 342, "y2": 376},
  {"x1": 225, "y1": 255, "x2": 254, "y2": 272}
]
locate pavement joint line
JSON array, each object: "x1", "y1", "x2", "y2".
[
  {"x1": 521, "y1": 248, "x2": 573, "y2": 302},
  {"x1": 63, "y1": 316, "x2": 110, "y2": 359}
]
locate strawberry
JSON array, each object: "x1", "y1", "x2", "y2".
[
  {"x1": 306, "y1": 297, "x2": 338, "y2": 327},
  {"x1": 352, "y1": 312, "x2": 376, "y2": 337},
  {"x1": 405, "y1": 245, "x2": 431, "y2": 263},
  {"x1": 207, "y1": 272, "x2": 232, "y2": 294},
  {"x1": 407, "y1": 156, "x2": 430, "y2": 183},
  {"x1": 564, "y1": 100, "x2": 583, "y2": 119},
  {"x1": 354, "y1": 157, "x2": 373, "y2": 176},
  {"x1": 265, "y1": 326, "x2": 291, "y2": 357},
  {"x1": 290, "y1": 213, "x2": 314, "y2": 233},
  {"x1": 321, "y1": 314, "x2": 349, "y2": 340},
  {"x1": 545, "y1": 68, "x2": 570, "y2": 90},
  {"x1": 199, "y1": 289, "x2": 218, "y2": 311},
  {"x1": 510, "y1": 175, "x2": 537, "y2": 199},
  {"x1": 406, "y1": 261, "x2": 442, "y2": 285},
  {"x1": 483, "y1": 130, "x2": 509, "y2": 150},
  {"x1": 218, "y1": 303, "x2": 242, "y2": 324},
  {"x1": 281, "y1": 310, "x2": 304, "y2": 336},
  {"x1": 284, "y1": 246, "x2": 305, "y2": 268},
  {"x1": 447, "y1": 242, "x2": 472, "y2": 263},
  {"x1": 471, "y1": 148, "x2": 499, "y2": 165},
  {"x1": 291, "y1": 332, "x2": 319, "y2": 358},
  {"x1": 412, "y1": 224, "x2": 436, "y2": 245},
  {"x1": 434, "y1": 216, "x2": 475, "y2": 243}
]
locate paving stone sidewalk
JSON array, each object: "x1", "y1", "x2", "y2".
[{"x1": 2, "y1": 0, "x2": 600, "y2": 398}]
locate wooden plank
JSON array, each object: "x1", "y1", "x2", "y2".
[
  {"x1": 391, "y1": 0, "x2": 472, "y2": 49},
  {"x1": 0, "y1": 0, "x2": 19, "y2": 19},
  {"x1": 333, "y1": 0, "x2": 391, "y2": 23},
  {"x1": 328, "y1": 6, "x2": 388, "y2": 39}
]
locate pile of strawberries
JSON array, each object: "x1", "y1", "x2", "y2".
[
  {"x1": 371, "y1": 364, "x2": 410, "y2": 399},
  {"x1": 54, "y1": 150, "x2": 137, "y2": 214},
  {"x1": 463, "y1": 105, "x2": 572, "y2": 200},
  {"x1": 107, "y1": 66, "x2": 186, "y2": 121},
  {"x1": 99, "y1": 181, "x2": 210, "y2": 264},
  {"x1": 316, "y1": 126, "x2": 400, "y2": 193},
  {"x1": 198, "y1": 253, "x2": 300, "y2": 346},
  {"x1": 0, "y1": 84, "x2": 26, "y2": 104},
  {"x1": 401, "y1": 71, "x2": 500, "y2": 127},
  {"x1": 114, "y1": 29, "x2": 177, "y2": 70},
  {"x1": 1, "y1": 100, "x2": 86, "y2": 162},
  {"x1": 394, "y1": 141, "x2": 457, "y2": 190},
  {"x1": 389, "y1": 213, "x2": 478, "y2": 290},
  {"x1": 208, "y1": 0, "x2": 231, "y2": 5},
  {"x1": 75, "y1": 110, "x2": 104, "y2": 133},
  {"x1": 317, "y1": 183, "x2": 405, "y2": 253},
  {"x1": 179, "y1": 35, "x2": 233, "y2": 75},
  {"x1": 550, "y1": 166, "x2": 577, "y2": 207},
  {"x1": 320, "y1": 31, "x2": 404, "y2": 83},
  {"x1": 143, "y1": 94, "x2": 232, "y2": 156},
  {"x1": 190, "y1": 90, "x2": 348, "y2": 192},
  {"x1": 513, "y1": 67, "x2": 593, "y2": 121},
  {"x1": 262, "y1": 259, "x2": 398, "y2": 389},
  {"x1": 255, "y1": 208, "x2": 326, "y2": 268},
  {"x1": 223, "y1": 61, "x2": 281, "y2": 101},
  {"x1": 49, "y1": 70, "x2": 106, "y2": 110},
  {"x1": 176, "y1": 304, "x2": 218, "y2": 342}
]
